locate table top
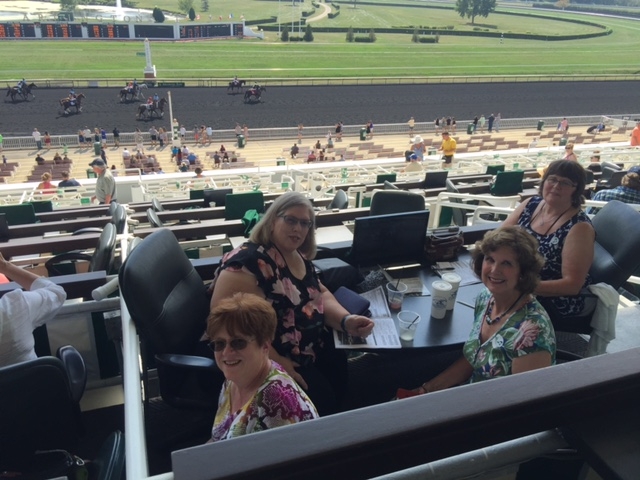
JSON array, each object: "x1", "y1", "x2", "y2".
[{"x1": 386, "y1": 261, "x2": 484, "y2": 350}]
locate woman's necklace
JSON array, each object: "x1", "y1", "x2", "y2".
[
  {"x1": 484, "y1": 293, "x2": 525, "y2": 326},
  {"x1": 531, "y1": 202, "x2": 573, "y2": 235}
]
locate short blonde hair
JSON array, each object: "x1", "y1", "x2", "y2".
[{"x1": 41, "y1": 172, "x2": 51, "y2": 182}]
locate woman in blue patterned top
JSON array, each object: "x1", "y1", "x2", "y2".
[
  {"x1": 413, "y1": 227, "x2": 555, "y2": 393},
  {"x1": 210, "y1": 192, "x2": 374, "y2": 415},
  {"x1": 502, "y1": 160, "x2": 595, "y2": 318}
]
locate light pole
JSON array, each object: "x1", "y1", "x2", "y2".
[{"x1": 278, "y1": 0, "x2": 281, "y2": 35}]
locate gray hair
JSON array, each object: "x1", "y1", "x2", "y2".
[{"x1": 249, "y1": 191, "x2": 317, "y2": 259}]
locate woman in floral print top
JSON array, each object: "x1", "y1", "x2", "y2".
[
  {"x1": 412, "y1": 227, "x2": 555, "y2": 394},
  {"x1": 207, "y1": 293, "x2": 317, "y2": 443},
  {"x1": 210, "y1": 192, "x2": 374, "y2": 415}
]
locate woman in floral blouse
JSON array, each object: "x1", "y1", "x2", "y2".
[
  {"x1": 210, "y1": 192, "x2": 374, "y2": 415},
  {"x1": 414, "y1": 226, "x2": 556, "y2": 393},
  {"x1": 207, "y1": 293, "x2": 317, "y2": 442}
]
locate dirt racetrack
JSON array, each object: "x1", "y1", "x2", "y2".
[{"x1": 1, "y1": 81, "x2": 637, "y2": 137}]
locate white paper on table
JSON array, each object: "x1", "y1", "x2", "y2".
[{"x1": 333, "y1": 286, "x2": 401, "y2": 349}]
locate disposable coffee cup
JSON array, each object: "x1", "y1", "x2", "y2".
[
  {"x1": 431, "y1": 280, "x2": 452, "y2": 319},
  {"x1": 386, "y1": 281, "x2": 408, "y2": 311},
  {"x1": 209, "y1": 201, "x2": 217, "y2": 208},
  {"x1": 441, "y1": 272, "x2": 462, "y2": 311},
  {"x1": 397, "y1": 310, "x2": 421, "y2": 341}
]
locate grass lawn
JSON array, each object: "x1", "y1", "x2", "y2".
[{"x1": 0, "y1": 1, "x2": 638, "y2": 80}]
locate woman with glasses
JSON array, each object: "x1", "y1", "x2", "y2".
[
  {"x1": 209, "y1": 191, "x2": 374, "y2": 415},
  {"x1": 502, "y1": 160, "x2": 595, "y2": 318},
  {"x1": 207, "y1": 293, "x2": 317, "y2": 442}
]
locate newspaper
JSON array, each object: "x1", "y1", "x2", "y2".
[
  {"x1": 432, "y1": 260, "x2": 481, "y2": 287},
  {"x1": 333, "y1": 286, "x2": 401, "y2": 349}
]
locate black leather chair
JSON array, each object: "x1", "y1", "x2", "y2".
[
  {"x1": 118, "y1": 228, "x2": 223, "y2": 409},
  {"x1": 152, "y1": 197, "x2": 165, "y2": 212},
  {"x1": 369, "y1": 190, "x2": 425, "y2": 216},
  {"x1": 147, "y1": 207, "x2": 164, "y2": 228},
  {"x1": 46, "y1": 222, "x2": 117, "y2": 276},
  {"x1": 0, "y1": 347, "x2": 85, "y2": 467},
  {"x1": 550, "y1": 200, "x2": 640, "y2": 336},
  {"x1": 327, "y1": 189, "x2": 348, "y2": 210},
  {"x1": 57, "y1": 345, "x2": 87, "y2": 403},
  {"x1": 596, "y1": 168, "x2": 626, "y2": 190}
]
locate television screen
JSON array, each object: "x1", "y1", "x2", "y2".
[
  {"x1": 350, "y1": 210, "x2": 430, "y2": 267},
  {"x1": 203, "y1": 188, "x2": 233, "y2": 208},
  {"x1": 375, "y1": 173, "x2": 397, "y2": 184},
  {"x1": 423, "y1": 170, "x2": 449, "y2": 189}
]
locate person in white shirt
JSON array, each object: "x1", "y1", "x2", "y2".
[{"x1": 0, "y1": 253, "x2": 67, "y2": 367}]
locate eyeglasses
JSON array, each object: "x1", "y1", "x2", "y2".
[
  {"x1": 546, "y1": 176, "x2": 576, "y2": 189},
  {"x1": 278, "y1": 215, "x2": 313, "y2": 229},
  {"x1": 208, "y1": 338, "x2": 253, "y2": 353}
]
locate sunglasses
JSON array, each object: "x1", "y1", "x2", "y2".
[{"x1": 208, "y1": 338, "x2": 253, "y2": 352}]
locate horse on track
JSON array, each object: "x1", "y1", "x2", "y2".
[
  {"x1": 119, "y1": 83, "x2": 147, "y2": 102},
  {"x1": 59, "y1": 93, "x2": 85, "y2": 115},
  {"x1": 136, "y1": 97, "x2": 168, "y2": 120},
  {"x1": 227, "y1": 79, "x2": 246, "y2": 93},
  {"x1": 244, "y1": 85, "x2": 266, "y2": 103},
  {"x1": 6, "y1": 82, "x2": 37, "y2": 102}
]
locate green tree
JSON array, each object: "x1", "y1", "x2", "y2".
[
  {"x1": 201, "y1": 0, "x2": 210, "y2": 12},
  {"x1": 281, "y1": 25, "x2": 289, "y2": 42},
  {"x1": 368, "y1": 29, "x2": 376, "y2": 42},
  {"x1": 178, "y1": 0, "x2": 195, "y2": 14},
  {"x1": 188, "y1": 7, "x2": 196, "y2": 20},
  {"x1": 555, "y1": 0, "x2": 570, "y2": 9},
  {"x1": 152, "y1": 6, "x2": 165, "y2": 23},
  {"x1": 412, "y1": 27, "x2": 419, "y2": 43},
  {"x1": 303, "y1": 24, "x2": 314, "y2": 42},
  {"x1": 346, "y1": 27, "x2": 354, "y2": 42},
  {"x1": 60, "y1": 0, "x2": 78, "y2": 11},
  {"x1": 455, "y1": 0, "x2": 496, "y2": 25}
]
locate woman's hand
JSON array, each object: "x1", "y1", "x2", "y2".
[{"x1": 344, "y1": 315, "x2": 374, "y2": 338}]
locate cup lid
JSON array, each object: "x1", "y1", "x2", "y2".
[
  {"x1": 432, "y1": 280, "x2": 452, "y2": 291},
  {"x1": 441, "y1": 272, "x2": 462, "y2": 283}
]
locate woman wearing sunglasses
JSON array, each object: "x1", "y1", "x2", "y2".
[
  {"x1": 209, "y1": 191, "x2": 374, "y2": 416},
  {"x1": 502, "y1": 160, "x2": 595, "y2": 318},
  {"x1": 207, "y1": 293, "x2": 317, "y2": 442}
]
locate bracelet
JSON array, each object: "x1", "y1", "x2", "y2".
[{"x1": 340, "y1": 314, "x2": 350, "y2": 333}]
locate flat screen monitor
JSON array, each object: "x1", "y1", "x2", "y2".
[
  {"x1": 350, "y1": 210, "x2": 430, "y2": 267},
  {"x1": 423, "y1": 170, "x2": 449, "y2": 189},
  {"x1": 203, "y1": 188, "x2": 233, "y2": 208},
  {"x1": 0, "y1": 214, "x2": 9, "y2": 242},
  {"x1": 189, "y1": 189, "x2": 205, "y2": 200}
]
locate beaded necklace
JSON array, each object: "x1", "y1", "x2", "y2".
[{"x1": 484, "y1": 293, "x2": 525, "y2": 326}]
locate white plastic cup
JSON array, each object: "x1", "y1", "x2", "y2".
[
  {"x1": 386, "y1": 281, "x2": 408, "y2": 311},
  {"x1": 441, "y1": 272, "x2": 462, "y2": 311},
  {"x1": 431, "y1": 280, "x2": 452, "y2": 319},
  {"x1": 397, "y1": 310, "x2": 421, "y2": 341}
]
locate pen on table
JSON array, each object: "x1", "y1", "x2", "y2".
[{"x1": 457, "y1": 300, "x2": 475, "y2": 309}]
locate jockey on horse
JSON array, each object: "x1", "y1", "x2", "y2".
[
  {"x1": 16, "y1": 78, "x2": 27, "y2": 95},
  {"x1": 68, "y1": 88, "x2": 77, "y2": 107}
]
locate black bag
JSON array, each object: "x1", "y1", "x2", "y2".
[{"x1": 425, "y1": 227, "x2": 464, "y2": 262}]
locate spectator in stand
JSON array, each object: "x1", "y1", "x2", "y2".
[
  {"x1": 290, "y1": 144, "x2": 299, "y2": 159},
  {"x1": 187, "y1": 151, "x2": 198, "y2": 165},
  {"x1": 89, "y1": 159, "x2": 116, "y2": 204},
  {"x1": 149, "y1": 126, "x2": 158, "y2": 147},
  {"x1": 112, "y1": 127, "x2": 120, "y2": 148},
  {"x1": 32, "y1": 128, "x2": 42, "y2": 150},
  {"x1": 631, "y1": 121, "x2": 640, "y2": 147},
  {"x1": 100, "y1": 128, "x2": 107, "y2": 147},
  {"x1": 43, "y1": 131, "x2": 52, "y2": 150},
  {"x1": 62, "y1": 154, "x2": 71, "y2": 164},
  {"x1": 100, "y1": 146, "x2": 108, "y2": 165},
  {"x1": 58, "y1": 171, "x2": 81, "y2": 188},
  {"x1": 158, "y1": 127, "x2": 167, "y2": 148},
  {"x1": 586, "y1": 151, "x2": 601, "y2": 173},
  {"x1": 408, "y1": 116, "x2": 415, "y2": 137},
  {"x1": 243, "y1": 124, "x2": 249, "y2": 143},
  {"x1": 439, "y1": 131, "x2": 457, "y2": 167},
  {"x1": 213, "y1": 151, "x2": 221, "y2": 168},
  {"x1": 562, "y1": 143, "x2": 578, "y2": 162},
  {"x1": 194, "y1": 167, "x2": 204, "y2": 178},
  {"x1": 134, "y1": 128, "x2": 144, "y2": 154},
  {"x1": 36, "y1": 172, "x2": 55, "y2": 194},
  {"x1": 179, "y1": 162, "x2": 189, "y2": 173},
  {"x1": 53, "y1": 152, "x2": 63, "y2": 165},
  {"x1": 588, "y1": 166, "x2": 640, "y2": 214},
  {"x1": 335, "y1": 121, "x2": 343, "y2": 141},
  {"x1": 35, "y1": 153, "x2": 45, "y2": 165},
  {"x1": 122, "y1": 148, "x2": 131, "y2": 166},
  {"x1": 0, "y1": 253, "x2": 67, "y2": 368}
]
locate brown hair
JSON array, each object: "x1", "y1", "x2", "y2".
[
  {"x1": 538, "y1": 160, "x2": 586, "y2": 207},
  {"x1": 41, "y1": 172, "x2": 51, "y2": 182},
  {"x1": 207, "y1": 293, "x2": 276, "y2": 347},
  {"x1": 622, "y1": 172, "x2": 640, "y2": 190},
  {"x1": 471, "y1": 226, "x2": 544, "y2": 295}
]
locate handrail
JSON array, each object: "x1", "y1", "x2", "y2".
[
  {"x1": 169, "y1": 348, "x2": 640, "y2": 480},
  {"x1": 429, "y1": 192, "x2": 520, "y2": 228}
]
